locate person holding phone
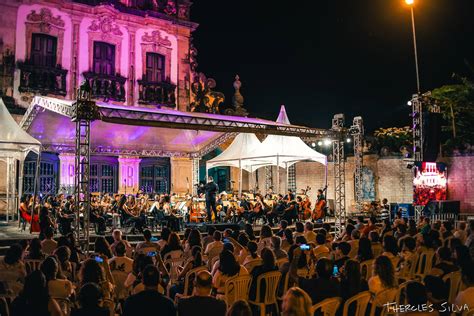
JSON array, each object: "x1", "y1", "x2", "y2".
[{"x1": 109, "y1": 241, "x2": 133, "y2": 274}]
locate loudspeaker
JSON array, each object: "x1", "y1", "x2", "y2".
[
  {"x1": 423, "y1": 112, "x2": 441, "y2": 162},
  {"x1": 205, "y1": 223, "x2": 241, "y2": 232},
  {"x1": 422, "y1": 200, "x2": 460, "y2": 216}
]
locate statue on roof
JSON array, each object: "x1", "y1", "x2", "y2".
[{"x1": 189, "y1": 72, "x2": 225, "y2": 114}]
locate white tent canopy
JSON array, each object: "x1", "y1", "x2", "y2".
[
  {"x1": 206, "y1": 105, "x2": 327, "y2": 194},
  {"x1": 0, "y1": 98, "x2": 41, "y2": 222}
]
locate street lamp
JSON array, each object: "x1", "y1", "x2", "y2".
[{"x1": 405, "y1": 0, "x2": 421, "y2": 94}]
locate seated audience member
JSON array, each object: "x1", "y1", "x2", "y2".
[
  {"x1": 281, "y1": 287, "x2": 313, "y2": 316},
  {"x1": 55, "y1": 246, "x2": 75, "y2": 282},
  {"x1": 136, "y1": 229, "x2": 160, "y2": 253},
  {"x1": 355, "y1": 216, "x2": 365, "y2": 231},
  {"x1": 41, "y1": 226, "x2": 58, "y2": 255},
  {"x1": 242, "y1": 241, "x2": 261, "y2": 267},
  {"x1": 158, "y1": 227, "x2": 172, "y2": 250},
  {"x1": 184, "y1": 229, "x2": 203, "y2": 258},
  {"x1": 276, "y1": 220, "x2": 288, "y2": 238},
  {"x1": 281, "y1": 228, "x2": 295, "y2": 252},
  {"x1": 257, "y1": 225, "x2": 273, "y2": 254},
  {"x1": 369, "y1": 231, "x2": 383, "y2": 257},
  {"x1": 109, "y1": 241, "x2": 134, "y2": 274},
  {"x1": 423, "y1": 275, "x2": 448, "y2": 314},
  {"x1": 237, "y1": 233, "x2": 250, "y2": 264},
  {"x1": 249, "y1": 248, "x2": 279, "y2": 301},
  {"x1": 399, "y1": 281, "x2": 439, "y2": 316},
  {"x1": 357, "y1": 237, "x2": 374, "y2": 262},
  {"x1": 202, "y1": 226, "x2": 215, "y2": 250},
  {"x1": 123, "y1": 265, "x2": 176, "y2": 316},
  {"x1": 303, "y1": 222, "x2": 316, "y2": 243},
  {"x1": 213, "y1": 250, "x2": 248, "y2": 299},
  {"x1": 361, "y1": 216, "x2": 377, "y2": 237},
  {"x1": 454, "y1": 266, "x2": 474, "y2": 312},
  {"x1": 244, "y1": 224, "x2": 256, "y2": 241},
  {"x1": 41, "y1": 256, "x2": 74, "y2": 298},
  {"x1": 429, "y1": 246, "x2": 459, "y2": 278},
  {"x1": 333, "y1": 241, "x2": 351, "y2": 269},
  {"x1": 110, "y1": 229, "x2": 133, "y2": 257},
  {"x1": 226, "y1": 300, "x2": 252, "y2": 316},
  {"x1": 290, "y1": 249, "x2": 340, "y2": 304},
  {"x1": 398, "y1": 237, "x2": 417, "y2": 275},
  {"x1": 382, "y1": 235, "x2": 400, "y2": 267},
  {"x1": 10, "y1": 270, "x2": 62, "y2": 316},
  {"x1": 271, "y1": 236, "x2": 288, "y2": 260},
  {"x1": 171, "y1": 246, "x2": 205, "y2": 298},
  {"x1": 293, "y1": 222, "x2": 305, "y2": 238},
  {"x1": 368, "y1": 255, "x2": 396, "y2": 294},
  {"x1": 177, "y1": 271, "x2": 226, "y2": 316},
  {"x1": 0, "y1": 244, "x2": 26, "y2": 295},
  {"x1": 204, "y1": 230, "x2": 224, "y2": 255},
  {"x1": 26, "y1": 237, "x2": 45, "y2": 260},
  {"x1": 453, "y1": 222, "x2": 467, "y2": 244},
  {"x1": 347, "y1": 229, "x2": 360, "y2": 258},
  {"x1": 340, "y1": 259, "x2": 368, "y2": 300},
  {"x1": 94, "y1": 237, "x2": 113, "y2": 259},
  {"x1": 71, "y1": 282, "x2": 109, "y2": 316},
  {"x1": 161, "y1": 232, "x2": 184, "y2": 258},
  {"x1": 313, "y1": 233, "x2": 330, "y2": 258},
  {"x1": 79, "y1": 258, "x2": 114, "y2": 300},
  {"x1": 454, "y1": 245, "x2": 472, "y2": 271}
]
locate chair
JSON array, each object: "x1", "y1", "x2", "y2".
[
  {"x1": 342, "y1": 291, "x2": 371, "y2": 316},
  {"x1": 24, "y1": 259, "x2": 43, "y2": 275},
  {"x1": 175, "y1": 265, "x2": 207, "y2": 301},
  {"x1": 276, "y1": 258, "x2": 289, "y2": 269},
  {"x1": 102, "y1": 298, "x2": 116, "y2": 316},
  {"x1": 443, "y1": 271, "x2": 462, "y2": 303},
  {"x1": 360, "y1": 259, "x2": 374, "y2": 280},
  {"x1": 248, "y1": 271, "x2": 281, "y2": 316},
  {"x1": 312, "y1": 297, "x2": 342, "y2": 316},
  {"x1": 369, "y1": 288, "x2": 397, "y2": 316},
  {"x1": 412, "y1": 250, "x2": 435, "y2": 279},
  {"x1": 136, "y1": 246, "x2": 158, "y2": 255},
  {"x1": 111, "y1": 270, "x2": 130, "y2": 301},
  {"x1": 51, "y1": 297, "x2": 71, "y2": 316},
  {"x1": 206, "y1": 247, "x2": 222, "y2": 270},
  {"x1": 223, "y1": 275, "x2": 252, "y2": 307},
  {"x1": 394, "y1": 281, "x2": 412, "y2": 306},
  {"x1": 244, "y1": 258, "x2": 262, "y2": 274},
  {"x1": 163, "y1": 252, "x2": 184, "y2": 285}
]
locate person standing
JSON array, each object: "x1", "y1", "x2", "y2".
[{"x1": 205, "y1": 176, "x2": 219, "y2": 223}]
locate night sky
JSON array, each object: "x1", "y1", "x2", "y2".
[{"x1": 191, "y1": 0, "x2": 474, "y2": 132}]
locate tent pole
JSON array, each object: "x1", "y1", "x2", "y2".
[
  {"x1": 276, "y1": 154, "x2": 280, "y2": 194},
  {"x1": 6, "y1": 157, "x2": 10, "y2": 223},
  {"x1": 31, "y1": 151, "x2": 41, "y2": 233},
  {"x1": 238, "y1": 159, "x2": 242, "y2": 196},
  {"x1": 325, "y1": 159, "x2": 328, "y2": 191},
  {"x1": 18, "y1": 159, "x2": 24, "y2": 227},
  {"x1": 285, "y1": 162, "x2": 289, "y2": 194}
]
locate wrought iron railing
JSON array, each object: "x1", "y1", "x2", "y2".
[
  {"x1": 82, "y1": 72, "x2": 127, "y2": 102},
  {"x1": 17, "y1": 62, "x2": 67, "y2": 96},
  {"x1": 137, "y1": 80, "x2": 176, "y2": 107}
]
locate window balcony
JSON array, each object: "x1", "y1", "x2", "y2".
[
  {"x1": 83, "y1": 72, "x2": 127, "y2": 102},
  {"x1": 137, "y1": 80, "x2": 176, "y2": 107},
  {"x1": 17, "y1": 62, "x2": 67, "y2": 96}
]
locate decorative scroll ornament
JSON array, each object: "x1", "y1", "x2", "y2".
[
  {"x1": 27, "y1": 8, "x2": 65, "y2": 33},
  {"x1": 88, "y1": 15, "x2": 123, "y2": 39},
  {"x1": 141, "y1": 30, "x2": 172, "y2": 48},
  {"x1": 231, "y1": 75, "x2": 248, "y2": 116},
  {"x1": 189, "y1": 72, "x2": 225, "y2": 114}
]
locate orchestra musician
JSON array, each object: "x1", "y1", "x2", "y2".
[
  {"x1": 89, "y1": 195, "x2": 106, "y2": 235},
  {"x1": 281, "y1": 192, "x2": 298, "y2": 224},
  {"x1": 204, "y1": 176, "x2": 219, "y2": 223},
  {"x1": 248, "y1": 193, "x2": 265, "y2": 223},
  {"x1": 312, "y1": 188, "x2": 327, "y2": 222},
  {"x1": 122, "y1": 195, "x2": 144, "y2": 234},
  {"x1": 267, "y1": 194, "x2": 285, "y2": 226}
]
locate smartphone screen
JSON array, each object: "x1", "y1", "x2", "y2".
[
  {"x1": 332, "y1": 265, "x2": 339, "y2": 276},
  {"x1": 95, "y1": 256, "x2": 104, "y2": 263},
  {"x1": 223, "y1": 238, "x2": 230, "y2": 243},
  {"x1": 147, "y1": 251, "x2": 157, "y2": 257},
  {"x1": 300, "y1": 244, "x2": 310, "y2": 251},
  {"x1": 150, "y1": 237, "x2": 158, "y2": 242}
]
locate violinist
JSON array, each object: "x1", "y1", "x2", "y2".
[
  {"x1": 281, "y1": 193, "x2": 298, "y2": 225},
  {"x1": 90, "y1": 195, "x2": 106, "y2": 235},
  {"x1": 267, "y1": 194, "x2": 285, "y2": 227},
  {"x1": 284, "y1": 189, "x2": 295, "y2": 203},
  {"x1": 248, "y1": 193, "x2": 265, "y2": 223},
  {"x1": 264, "y1": 187, "x2": 274, "y2": 200}
]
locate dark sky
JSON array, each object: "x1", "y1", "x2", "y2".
[{"x1": 191, "y1": 0, "x2": 474, "y2": 132}]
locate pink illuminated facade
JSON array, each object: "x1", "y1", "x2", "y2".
[{"x1": 0, "y1": 0, "x2": 198, "y2": 195}]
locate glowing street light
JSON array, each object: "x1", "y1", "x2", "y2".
[
  {"x1": 405, "y1": 0, "x2": 421, "y2": 94},
  {"x1": 346, "y1": 138, "x2": 352, "y2": 143},
  {"x1": 405, "y1": 0, "x2": 414, "y2": 5}
]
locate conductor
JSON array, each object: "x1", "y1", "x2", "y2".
[{"x1": 205, "y1": 176, "x2": 219, "y2": 222}]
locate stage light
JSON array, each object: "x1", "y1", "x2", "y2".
[
  {"x1": 311, "y1": 142, "x2": 316, "y2": 147},
  {"x1": 317, "y1": 141, "x2": 323, "y2": 146},
  {"x1": 405, "y1": 0, "x2": 414, "y2": 5},
  {"x1": 324, "y1": 139, "x2": 331, "y2": 146},
  {"x1": 407, "y1": 100, "x2": 412, "y2": 106},
  {"x1": 346, "y1": 138, "x2": 351, "y2": 143}
]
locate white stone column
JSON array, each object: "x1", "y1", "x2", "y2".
[
  {"x1": 118, "y1": 156, "x2": 141, "y2": 195},
  {"x1": 59, "y1": 153, "x2": 75, "y2": 194}
]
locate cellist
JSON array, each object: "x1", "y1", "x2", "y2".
[{"x1": 312, "y1": 188, "x2": 327, "y2": 222}]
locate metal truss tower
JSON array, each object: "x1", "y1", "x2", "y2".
[
  {"x1": 265, "y1": 166, "x2": 273, "y2": 193},
  {"x1": 72, "y1": 82, "x2": 99, "y2": 251},
  {"x1": 192, "y1": 158, "x2": 200, "y2": 195},
  {"x1": 350, "y1": 116, "x2": 364, "y2": 211},
  {"x1": 332, "y1": 114, "x2": 346, "y2": 238},
  {"x1": 411, "y1": 93, "x2": 423, "y2": 162}
]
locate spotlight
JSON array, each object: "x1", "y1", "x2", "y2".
[
  {"x1": 317, "y1": 141, "x2": 323, "y2": 146},
  {"x1": 346, "y1": 138, "x2": 351, "y2": 143},
  {"x1": 324, "y1": 139, "x2": 331, "y2": 146},
  {"x1": 407, "y1": 100, "x2": 412, "y2": 106},
  {"x1": 311, "y1": 142, "x2": 316, "y2": 148}
]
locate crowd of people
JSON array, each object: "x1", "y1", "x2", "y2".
[{"x1": 5, "y1": 207, "x2": 474, "y2": 315}]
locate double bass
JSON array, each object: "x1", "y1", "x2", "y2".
[
  {"x1": 300, "y1": 186, "x2": 312, "y2": 220},
  {"x1": 312, "y1": 186, "x2": 328, "y2": 221}
]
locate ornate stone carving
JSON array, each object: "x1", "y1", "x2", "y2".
[
  {"x1": 141, "y1": 30, "x2": 172, "y2": 48},
  {"x1": 189, "y1": 72, "x2": 224, "y2": 114},
  {"x1": 88, "y1": 15, "x2": 123, "y2": 39},
  {"x1": 231, "y1": 75, "x2": 248, "y2": 116},
  {"x1": 26, "y1": 8, "x2": 65, "y2": 33}
]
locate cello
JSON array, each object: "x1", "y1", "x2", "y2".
[
  {"x1": 301, "y1": 186, "x2": 312, "y2": 220},
  {"x1": 312, "y1": 186, "x2": 328, "y2": 221}
]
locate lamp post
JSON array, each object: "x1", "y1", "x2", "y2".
[{"x1": 406, "y1": 0, "x2": 421, "y2": 94}]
